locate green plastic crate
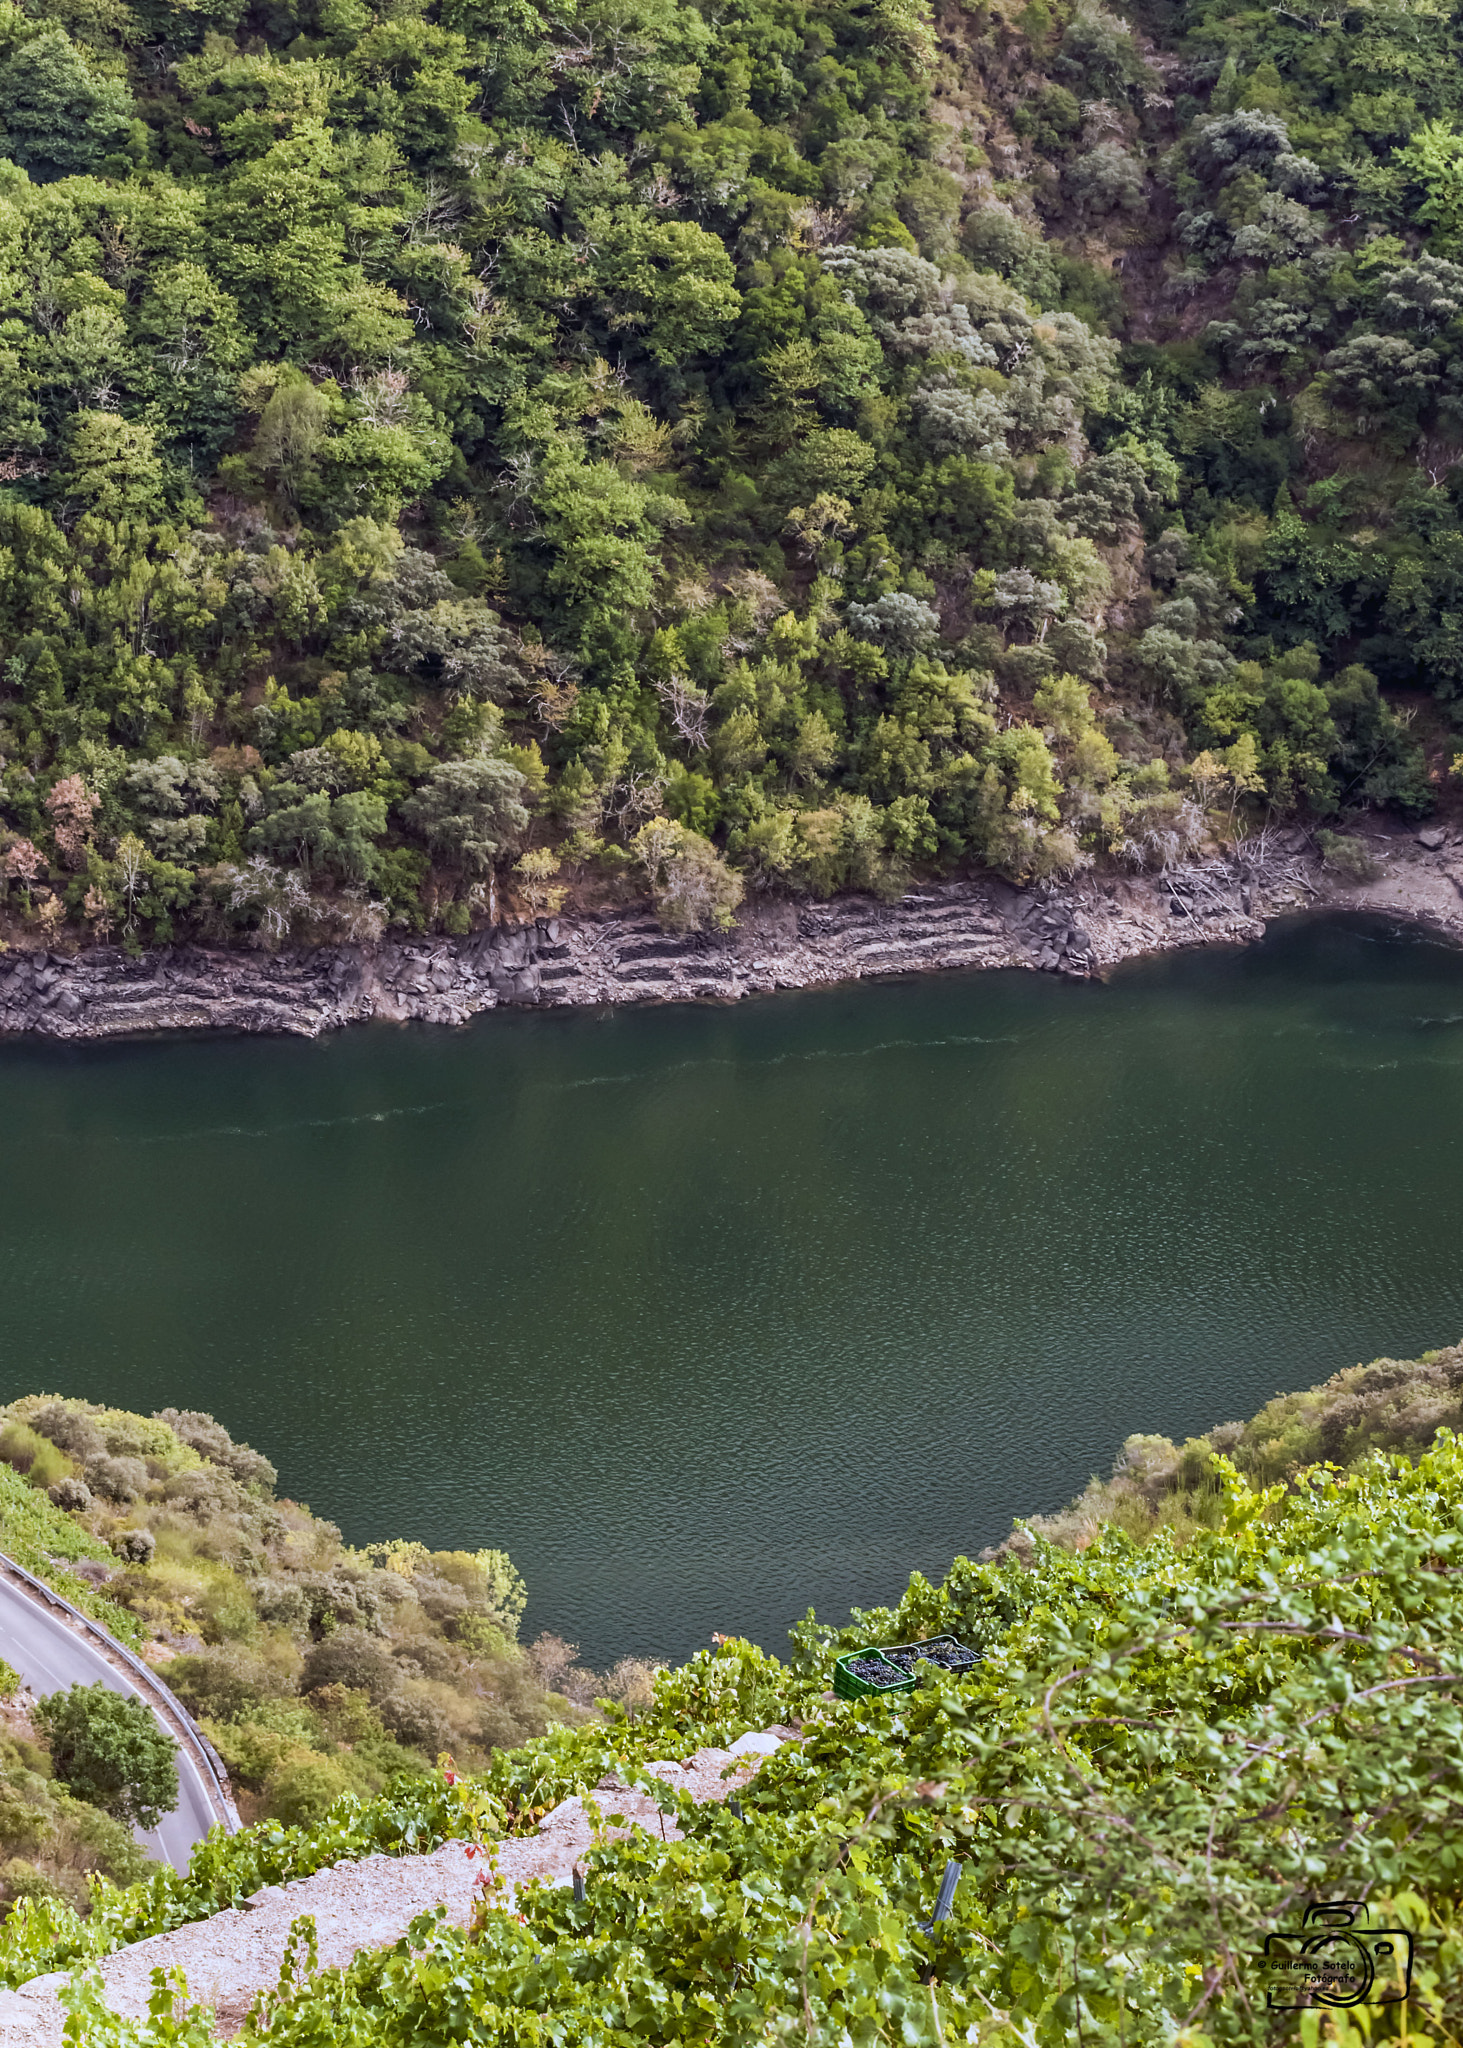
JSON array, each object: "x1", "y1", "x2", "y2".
[
  {"x1": 877, "y1": 1634, "x2": 981, "y2": 1679},
  {"x1": 832, "y1": 1648, "x2": 918, "y2": 1700}
]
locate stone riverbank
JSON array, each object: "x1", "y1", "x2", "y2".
[{"x1": 1, "y1": 828, "x2": 1460, "y2": 1041}]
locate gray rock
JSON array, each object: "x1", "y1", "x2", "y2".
[
  {"x1": 0, "y1": 861, "x2": 1316, "y2": 1046},
  {"x1": 1419, "y1": 827, "x2": 1447, "y2": 851}
]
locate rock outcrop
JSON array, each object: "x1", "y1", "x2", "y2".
[{"x1": 0, "y1": 834, "x2": 1459, "y2": 1042}]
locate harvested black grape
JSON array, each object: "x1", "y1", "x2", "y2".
[{"x1": 844, "y1": 1655, "x2": 905, "y2": 1687}]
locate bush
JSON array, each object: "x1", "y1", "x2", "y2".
[
  {"x1": 33, "y1": 1685, "x2": 178, "y2": 1830},
  {"x1": 0, "y1": 1862, "x2": 69, "y2": 1913},
  {"x1": 377, "y1": 1691, "x2": 455, "y2": 1757},
  {"x1": 152, "y1": 1410, "x2": 277, "y2": 1494},
  {"x1": 601, "y1": 1658, "x2": 658, "y2": 1714},
  {"x1": 2, "y1": 1427, "x2": 74, "y2": 1492},
  {"x1": 262, "y1": 1752, "x2": 354, "y2": 1827},
  {"x1": 160, "y1": 1648, "x2": 291, "y2": 1725},
  {"x1": 299, "y1": 1631, "x2": 396, "y2": 1703},
  {"x1": 1315, "y1": 828, "x2": 1381, "y2": 881},
  {"x1": 298, "y1": 1568, "x2": 383, "y2": 1636},
  {"x1": 48, "y1": 1791, "x2": 153, "y2": 1888},
  {"x1": 84, "y1": 1456, "x2": 146, "y2": 1504},
  {"x1": 161, "y1": 1469, "x2": 243, "y2": 1519},
  {"x1": 253, "y1": 1577, "x2": 308, "y2": 1630},
  {"x1": 27, "y1": 1405, "x2": 103, "y2": 1464},
  {"x1": 47, "y1": 1478, "x2": 93, "y2": 1514},
  {"x1": 111, "y1": 1529, "x2": 154, "y2": 1566},
  {"x1": 0, "y1": 1663, "x2": 19, "y2": 1701},
  {"x1": 630, "y1": 818, "x2": 744, "y2": 934}
]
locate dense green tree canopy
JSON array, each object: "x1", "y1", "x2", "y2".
[
  {"x1": 33, "y1": 1684, "x2": 178, "y2": 1832},
  {"x1": 0, "y1": 0, "x2": 1458, "y2": 949}
]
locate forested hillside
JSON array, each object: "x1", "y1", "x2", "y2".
[{"x1": 0, "y1": 0, "x2": 1459, "y2": 948}]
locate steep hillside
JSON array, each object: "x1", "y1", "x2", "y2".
[
  {"x1": 0, "y1": 0, "x2": 1458, "y2": 957},
  {"x1": 5, "y1": 1344, "x2": 1463, "y2": 2041},
  {"x1": 0, "y1": 1395, "x2": 641, "y2": 1916}
]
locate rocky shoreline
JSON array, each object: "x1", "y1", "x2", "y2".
[{"x1": 1, "y1": 830, "x2": 1461, "y2": 1041}]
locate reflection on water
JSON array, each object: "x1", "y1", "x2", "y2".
[{"x1": 1, "y1": 913, "x2": 1461, "y2": 1665}]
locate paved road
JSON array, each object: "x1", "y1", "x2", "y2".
[{"x1": 0, "y1": 1574, "x2": 220, "y2": 1869}]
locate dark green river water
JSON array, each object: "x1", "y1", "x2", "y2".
[{"x1": 3, "y1": 912, "x2": 1463, "y2": 1667}]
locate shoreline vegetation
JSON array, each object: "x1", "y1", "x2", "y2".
[
  {"x1": 0, "y1": 1337, "x2": 1461, "y2": 2017},
  {"x1": 1, "y1": 822, "x2": 1462, "y2": 1042},
  {"x1": 6, "y1": 0, "x2": 1463, "y2": 971}
]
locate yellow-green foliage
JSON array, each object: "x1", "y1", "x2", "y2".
[
  {"x1": 0, "y1": 1426, "x2": 73, "y2": 1492},
  {"x1": 0, "y1": 1395, "x2": 585, "y2": 1845},
  {"x1": 4, "y1": 1399, "x2": 202, "y2": 1477},
  {"x1": 1021, "y1": 1336, "x2": 1463, "y2": 1552},
  {"x1": 0, "y1": 1734, "x2": 150, "y2": 1918},
  {"x1": 34, "y1": 1428, "x2": 1463, "y2": 2046},
  {"x1": 0, "y1": 1464, "x2": 138, "y2": 1645}
]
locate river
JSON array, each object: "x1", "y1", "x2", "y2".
[{"x1": 2, "y1": 912, "x2": 1462, "y2": 1667}]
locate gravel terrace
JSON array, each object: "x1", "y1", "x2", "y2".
[{"x1": 0, "y1": 1736, "x2": 788, "y2": 2045}]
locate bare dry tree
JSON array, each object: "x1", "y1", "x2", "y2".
[
  {"x1": 653, "y1": 673, "x2": 711, "y2": 751},
  {"x1": 606, "y1": 766, "x2": 667, "y2": 826}
]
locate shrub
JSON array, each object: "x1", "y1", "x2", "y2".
[
  {"x1": 305, "y1": 1686, "x2": 381, "y2": 1746},
  {"x1": 0, "y1": 1862, "x2": 69, "y2": 1913},
  {"x1": 198, "y1": 1578, "x2": 261, "y2": 1646},
  {"x1": 93, "y1": 1413, "x2": 191, "y2": 1469},
  {"x1": 27, "y1": 1405, "x2": 103, "y2": 1464},
  {"x1": 161, "y1": 1469, "x2": 243, "y2": 1519},
  {"x1": 111, "y1": 1529, "x2": 154, "y2": 1566},
  {"x1": 160, "y1": 1648, "x2": 292, "y2": 1725},
  {"x1": 0, "y1": 1663, "x2": 19, "y2": 1701},
  {"x1": 630, "y1": 818, "x2": 744, "y2": 934},
  {"x1": 206, "y1": 1719, "x2": 304, "y2": 1792},
  {"x1": 392, "y1": 1639, "x2": 458, "y2": 1682},
  {"x1": 601, "y1": 1657, "x2": 658, "y2": 1714},
  {"x1": 152, "y1": 1410, "x2": 277, "y2": 1494},
  {"x1": 0, "y1": 1791, "x2": 47, "y2": 1858},
  {"x1": 262, "y1": 1752, "x2": 353, "y2": 1827},
  {"x1": 377, "y1": 1691, "x2": 455, "y2": 1756},
  {"x1": 84, "y1": 1456, "x2": 147, "y2": 1504},
  {"x1": 253, "y1": 1577, "x2": 307, "y2": 1630},
  {"x1": 3, "y1": 1427, "x2": 73, "y2": 1492},
  {"x1": 1315, "y1": 828, "x2": 1381, "y2": 881},
  {"x1": 33, "y1": 1685, "x2": 178, "y2": 1830},
  {"x1": 299, "y1": 1631, "x2": 396, "y2": 1704},
  {"x1": 47, "y1": 1792, "x2": 152, "y2": 1888},
  {"x1": 299, "y1": 1568, "x2": 383, "y2": 1636},
  {"x1": 47, "y1": 1478, "x2": 93, "y2": 1514}
]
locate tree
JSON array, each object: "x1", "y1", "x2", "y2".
[
  {"x1": 112, "y1": 833, "x2": 149, "y2": 935},
  {"x1": 514, "y1": 846, "x2": 566, "y2": 917},
  {"x1": 0, "y1": 22, "x2": 136, "y2": 179},
  {"x1": 62, "y1": 415, "x2": 167, "y2": 520},
  {"x1": 631, "y1": 816, "x2": 743, "y2": 932},
  {"x1": 34, "y1": 1684, "x2": 178, "y2": 1830},
  {"x1": 400, "y1": 758, "x2": 529, "y2": 873},
  {"x1": 249, "y1": 790, "x2": 388, "y2": 882},
  {"x1": 43, "y1": 776, "x2": 95, "y2": 869},
  {"x1": 1399, "y1": 120, "x2": 1463, "y2": 248}
]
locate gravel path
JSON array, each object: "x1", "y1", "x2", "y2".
[{"x1": 0, "y1": 1739, "x2": 786, "y2": 2045}]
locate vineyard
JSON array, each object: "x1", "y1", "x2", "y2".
[{"x1": 7, "y1": 1418, "x2": 1463, "y2": 2042}]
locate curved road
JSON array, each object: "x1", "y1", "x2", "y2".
[{"x1": 0, "y1": 1574, "x2": 224, "y2": 1869}]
